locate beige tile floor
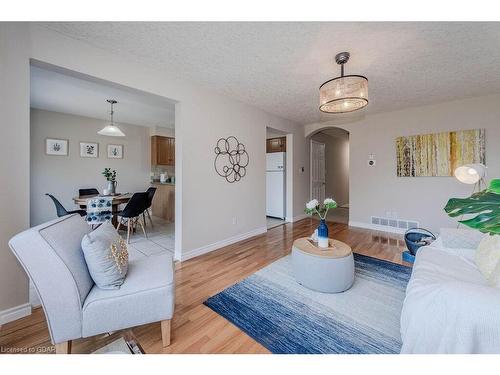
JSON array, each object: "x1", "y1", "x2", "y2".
[{"x1": 122, "y1": 215, "x2": 175, "y2": 257}]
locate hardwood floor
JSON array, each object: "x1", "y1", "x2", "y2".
[{"x1": 0, "y1": 218, "x2": 410, "y2": 354}]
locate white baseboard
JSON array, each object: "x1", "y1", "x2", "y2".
[
  {"x1": 180, "y1": 226, "x2": 267, "y2": 262},
  {"x1": 0, "y1": 303, "x2": 31, "y2": 325},
  {"x1": 349, "y1": 220, "x2": 406, "y2": 234}
]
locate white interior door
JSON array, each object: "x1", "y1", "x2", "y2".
[{"x1": 310, "y1": 140, "x2": 326, "y2": 202}]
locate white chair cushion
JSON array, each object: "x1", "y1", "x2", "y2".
[
  {"x1": 38, "y1": 214, "x2": 93, "y2": 302},
  {"x1": 82, "y1": 253, "x2": 175, "y2": 337}
]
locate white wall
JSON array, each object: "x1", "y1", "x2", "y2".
[
  {"x1": 310, "y1": 132, "x2": 349, "y2": 206},
  {"x1": 266, "y1": 128, "x2": 285, "y2": 139},
  {"x1": 0, "y1": 23, "x2": 310, "y2": 316},
  {"x1": 306, "y1": 94, "x2": 500, "y2": 233},
  {"x1": 150, "y1": 126, "x2": 175, "y2": 138},
  {"x1": 30, "y1": 108, "x2": 152, "y2": 226},
  {"x1": 0, "y1": 23, "x2": 31, "y2": 319}
]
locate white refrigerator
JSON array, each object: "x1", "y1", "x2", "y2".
[{"x1": 266, "y1": 152, "x2": 286, "y2": 219}]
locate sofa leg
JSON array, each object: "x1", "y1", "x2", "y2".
[
  {"x1": 55, "y1": 340, "x2": 72, "y2": 354},
  {"x1": 161, "y1": 319, "x2": 171, "y2": 347}
]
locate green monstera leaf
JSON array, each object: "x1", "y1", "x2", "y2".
[
  {"x1": 490, "y1": 179, "x2": 500, "y2": 194},
  {"x1": 444, "y1": 179, "x2": 500, "y2": 235}
]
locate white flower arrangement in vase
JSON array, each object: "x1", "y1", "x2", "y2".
[{"x1": 305, "y1": 198, "x2": 338, "y2": 248}]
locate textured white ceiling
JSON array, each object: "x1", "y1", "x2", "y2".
[
  {"x1": 39, "y1": 22, "x2": 500, "y2": 125},
  {"x1": 31, "y1": 65, "x2": 175, "y2": 128}
]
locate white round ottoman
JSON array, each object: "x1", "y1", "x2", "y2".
[{"x1": 291, "y1": 237, "x2": 355, "y2": 293}]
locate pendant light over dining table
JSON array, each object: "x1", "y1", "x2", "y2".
[
  {"x1": 98, "y1": 99, "x2": 125, "y2": 137},
  {"x1": 319, "y1": 52, "x2": 368, "y2": 114}
]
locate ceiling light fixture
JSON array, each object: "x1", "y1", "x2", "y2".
[
  {"x1": 98, "y1": 99, "x2": 125, "y2": 137},
  {"x1": 319, "y1": 52, "x2": 368, "y2": 114}
]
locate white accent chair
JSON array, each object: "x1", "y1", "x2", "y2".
[{"x1": 9, "y1": 214, "x2": 175, "y2": 353}]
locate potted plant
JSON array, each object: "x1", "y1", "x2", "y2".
[
  {"x1": 444, "y1": 179, "x2": 500, "y2": 282},
  {"x1": 102, "y1": 168, "x2": 117, "y2": 195},
  {"x1": 305, "y1": 198, "x2": 338, "y2": 248}
]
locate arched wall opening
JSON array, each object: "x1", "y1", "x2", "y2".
[{"x1": 307, "y1": 126, "x2": 350, "y2": 224}]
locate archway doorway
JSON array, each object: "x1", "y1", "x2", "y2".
[{"x1": 309, "y1": 127, "x2": 350, "y2": 224}]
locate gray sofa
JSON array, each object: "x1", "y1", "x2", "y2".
[{"x1": 9, "y1": 214, "x2": 175, "y2": 353}]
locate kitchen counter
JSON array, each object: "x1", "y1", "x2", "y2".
[{"x1": 151, "y1": 181, "x2": 175, "y2": 186}]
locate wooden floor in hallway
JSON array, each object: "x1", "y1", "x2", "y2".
[{"x1": 0, "y1": 218, "x2": 410, "y2": 354}]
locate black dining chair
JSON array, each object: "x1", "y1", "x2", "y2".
[
  {"x1": 45, "y1": 194, "x2": 86, "y2": 218},
  {"x1": 143, "y1": 187, "x2": 157, "y2": 228},
  {"x1": 115, "y1": 192, "x2": 148, "y2": 244},
  {"x1": 78, "y1": 188, "x2": 100, "y2": 209}
]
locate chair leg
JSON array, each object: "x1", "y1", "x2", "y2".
[
  {"x1": 161, "y1": 319, "x2": 171, "y2": 347},
  {"x1": 146, "y1": 209, "x2": 154, "y2": 228},
  {"x1": 127, "y1": 220, "x2": 131, "y2": 244},
  {"x1": 139, "y1": 215, "x2": 148, "y2": 239},
  {"x1": 143, "y1": 212, "x2": 147, "y2": 228},
  {"x1": 55, "y1": 340, "x2": 72, "y2": 354}
]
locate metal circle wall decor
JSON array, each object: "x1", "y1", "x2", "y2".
[{"x1": 214, "y1": 136, "x2": 249, "y2": 183}]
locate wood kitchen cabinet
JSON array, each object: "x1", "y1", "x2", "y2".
[
  {"x1": 266, "y1": 137, "x2": 286, "y2": 153},
  {"x1": 151, "y1": 136, "x2": 175, "y2": 166},
  {"x1": 151, "y1": 183, "x2": 175, "y2": 222}
]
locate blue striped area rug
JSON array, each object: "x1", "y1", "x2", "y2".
[{"x1": 204, "y1": 253, "x2": 412, "y2": 354}]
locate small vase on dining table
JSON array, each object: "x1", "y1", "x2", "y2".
[
  {"x1": 317, "y1": 219, "x2": 329, "y2": 248},
  {"x1": 107, "y1": 180, "x2": 117, "y2": 195}
]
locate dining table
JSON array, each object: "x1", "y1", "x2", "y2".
[{"x1": 72, "y1": 193, "x2": 132, "y2": 227}]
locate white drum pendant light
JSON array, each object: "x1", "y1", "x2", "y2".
[
  {"x1": 319, "y1": 52, "x2": 368, "y2": 114},
  {"x1": 98, "y1": 99, "x2": 125, "y2": 137}
]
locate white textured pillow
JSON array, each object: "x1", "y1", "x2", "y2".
[
  {"x1": 440, "y1": 228, "x2": 485, "y2": 249},
  {"x1": 488, "y1": 261, "x2": 500, "y2": 287},
  {"x1": 475, "y1": 235, "x2": 500, "y2": 282}
]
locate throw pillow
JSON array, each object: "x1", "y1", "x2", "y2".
[
  {"x1": 440, "y1": 228, "x2": 485, "y2": 249},
  {"x1": 475, "y1": 235, "x2": 500, "y2": 282},
  {"x1": 81, "y1": 222, "x2": 129, "y2": 289},
  {"x1": 488, "y1": 260, "x2": 500, "y2": 288}
]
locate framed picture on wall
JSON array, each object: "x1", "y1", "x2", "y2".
[
  {"x1": 46, "y1": 138, "x2": 69, "y2": 156},
  {"x1": 80, "y1": 142, "x2": 99, "y2": 158},
  {"x1": 107, "y1": 144, "x2": 123, "y2": 159},
  {"x1": 396, "y1": 128, "x2": 485, "y2": 177}
]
